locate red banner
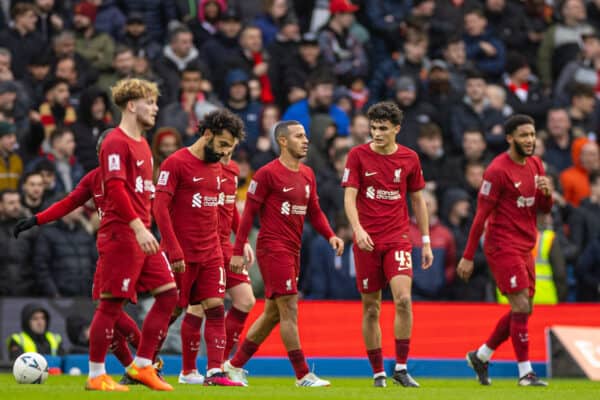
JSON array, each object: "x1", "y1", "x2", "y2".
[{"x1": 242, "y1": 301, "x2": 600, "y2": 361}]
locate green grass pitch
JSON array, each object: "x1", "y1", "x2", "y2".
[{"x1": 0, "y1": 374, "x2": 598, "y2": 400}]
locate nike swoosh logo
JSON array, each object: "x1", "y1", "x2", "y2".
[
  {"x1": 136, "y1": 160, "x2": 144, "y2": 167},
  {"x1": 515, "y1": 182, "x2": 522, "y2": 188},
  {"x1": 218, "y1": 288, "x2": 225, "y2": 293},
  {"x1": 221, "y1": 178, "x2": 227, "y2": 183},
  {"x1": 283, "y1": 187, "x2": 294, "y2": 192},
  {"x1": 365, "y1": 172, "x2": 377, "y2": 176},
  {"x1": 193, "y1": 177, "x2": 204, "y2": 182},
  {"x1": 94, "y1": 194, "x2": 102, "y2": 197}
]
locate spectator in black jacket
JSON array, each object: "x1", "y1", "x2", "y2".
[
  {"x1": 416, "y1": 123, "x2": 455, "y2": 197},
  {"x1": 484, "y1": 0, "x2": 529, "y2": 54},
  {"x1": 576, "y1": 235, "x2": 600, "y2": 301},
  {"x1": 0, "y1": 189, "x2": 38, "y2": 296},
  {"x1": 569, "y1": 171, "x2": 600, "y2": 255},
  {"x1": 119, "y1": 12, "x2": 161, "y2": 61},
  {"x1": 33, "y1": 205, "x2": 97, "y2": 297},
  {"x1": 119, "y1": 0, "x2": 178, "y2": 43},
  {"x1": 65, "y1": 315, "x2": 90, "y2": 354}
]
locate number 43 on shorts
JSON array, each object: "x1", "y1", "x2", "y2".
[{"x1": 395, "y1": 250, "x2": 412, "y2": 271}]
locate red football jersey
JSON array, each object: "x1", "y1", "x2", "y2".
[
  {"x1": 218, "y1": 159, "x2": 239, "y2": 249},
  {"x1": 247, "y1": 159, "x2": 320, "y2": 253},
  {"x1": 155, "y1": 148, "x2": 223, "y2": 264},
  {"x1": 478, "y1": 153, "x2": 547, "y2": 253},
  {"x1": 342, "y1": 143, "x2": 425, "y2": 245},
  {"x1": 99, "y1": 127, "x2": 154, "y2": 229},
  {"x1": 77, "y1": 167, "x2": 105, "y2": 219}
]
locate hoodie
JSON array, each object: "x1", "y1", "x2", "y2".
[
  {"x1": 559, "y1": 137, "x2": 598, "y2": 206},
  {"x1": 65, "y1": 315, "x2": 90, "y2": 354},
  {"x1": 7, "y1": 303, "x2": 62, "y2": 361}
]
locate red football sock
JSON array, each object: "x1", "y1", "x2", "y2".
[
  {"x1": 181, "y1": 313, "x2": 203, "y2": 373},
  {"x1": 89, "y1": 299, "x2": 123, "y2": 363},
  {"x1": 230, "y1": 339, "x2": 259, "y2": 368},
  {"x1": 288, "y1": 349, "x2": 309, "y2": 379},
  {"x1": 367, "y1": 348, "x2": 384, "y2": 374},
  {"x1": 204, "y1": 305, "x2": 226, "y2": 370},
  {"x1": 110, "y1": 330, "x2": 133, "y2": 367},
  {"x1": 136, "y1": 289, "x2": 178, "y2": 360},
  {"x1": 153, "y1": 313, "x2": 179, "y2": 363},
  {"x1": 114, "y1": 310, "x2": 140, "y2": 349},
  {"x1": 395, "y1": 338, "x2": 410, "y2": 364},
  {"x1": 510, "y1": 312, "x2": 530, "y2": 362},
  {"x1": 225, "y1": 307, "x2": 249, "y2": 358},
  {"x1": 486, "y1": 311, "x2": 511, "y2": 350}
]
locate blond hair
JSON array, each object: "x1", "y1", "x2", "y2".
[{"x1": 111, "y1": 78, "x2": 160, "y2": 110}]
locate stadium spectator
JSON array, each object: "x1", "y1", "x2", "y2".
[
  {"x1": 393, "y1": 76, "x2": 437, "y2": 150},
  {"x1": 588, "y1": 0, "x2": 600, "y2": 33},
  {"x1": 449, "y1": 69, "x2": 504, "y2": 153},
  {"x1": 318, "y1": 0, "x2": 367, "y2": 85},
  {"x1": 566, "y1": 84, "x2": 599, "y2": 137},
  {"x1": 0, "y1": 121, "x2": 22, "y2": 190},
  {"x1": 483, "y1": 0, "x2": 529, "y2": 55},
  {"x1": 537, "y1": 0, "x2": 590, "y2": 90},
  {"x1": 249, "y1": 103, "x2": 279, "y2": 170},
  {"x1": 224, "y1": 69, "x2": 261, "y2": 151},
  {"x1": 282, "y1": 70, "x2": 349, "y2": 137},
  {"x1": 97, "y1": 46, "x2": 137, "y2": 94},
  {"x1": 446, "y1": 128, "x2": 493, "y2": 188},
  {"x1": 7, "y1": 303, "x2": 64, "y2": 361},
  {"x1": 306, "y1": 212, "x2": 360, "y2": 299},
  {"x1": 66, "y1": 315, "x2": 91, "y2": 354},
  {"x1": 93, "y1": 0, "x2": 127, "y2": 41},
  {"x1": 187, "y1": 0, "x2": 226, "y2": 48},
  {"x1": 305, "y1": 113, "x2": 337, "y2": 176},
  {"x1": 462, "y1": 160, "x2": 486, "y2": 205},
  {"x1": 53, "y1": 55, "x2": 85, "y2": 108},
  {"x1": 22, "y1": 52, "x2": 53, "y2": 110},
  {"x1": 410, "y1": 189, "x2": 456, "y2": 300},
  {"x1": 0, "y1": 3, "x2": 44, "y2": 80},
  {"x1": 416, "y1": 123, "x2": 454, "y2": 195},
  {"x1": 441, "y1": 36, "x2": 470, "y2": 95},
  {"x1": 485, "y1": 84, "x2": 513, "y2": 118},
  {"x1": 462, "y1": 7, "x2": 506, "y2": 81},
  {"x1": 71, "y1": 87, "x2": 113, "y2": 172},
  {"x1": 362, "y1": 0, "x2": 413, "y2": 65},
  {"x1": 543, "y1": 107, "x2": 574, "y2": 172},
  {"x1": 34, "y1": 0, "x2": 68, "y2": 43},
  {"x1": 575, "y1": 235, "x2": 600, "y2": 301},
  {"x1": 568, "y1": 171, "x2": 600, "y2": 255},
  {"x1": 254, "y1": 0, "x2": 291, "y2": 46},
  {"x1": 73, "y1": 2, "x2": 116, "y2": 73},
  {"x1": 51, "y1": 31, "x2": 98, "y2": 88},
  {"x1": 150, "y1": 127, "x2": 182, "y2": 181},
  {"x1": 33, "y1": 205, "x2": 97, "y2": 297},
  {"x1": 20, "y1": 171, "x2": 46, "y2": 215},
  {"x1": 559, "y1": 137, "x2": 599, "y2": 206},
  {"x1": 0, "y1": 190, "x2": 38, "y2": 296},
  {"x1": 119, "y1": 0, "x2": 178, "y2": 43},
  {"x1": 33, "y1": 159, "x2": 62, "y2": 205},
  {"x1": 38, "y1": 79, "x2": 77, "y2": 139},
  {"x1": 119, "y1": 12, "x2": 162, "y2": 61},
  {"x1": 348, "y1": 113, "x2": 370, "y2": 146}
]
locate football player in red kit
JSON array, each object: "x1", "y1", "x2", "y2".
[
  {"x1": 458, "y1": 114, "x2": 552, "y2": 387},
  {"x1": 87, "y1": 79, "x2": 177, "y2": 392},
  {"x1": 342, "y1": 101, "x2": 433, "y2": 388},
  {"x1": 153, "y1": 109, "x2": 245, "y2": 386},
  {"x1": 224, "y1": 121, "x2": 344, "y2": 387}
]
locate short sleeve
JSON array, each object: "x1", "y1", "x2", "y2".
[
  {"x1": 247, "y1": 166, "x2": 270, "y2": 203},
  {"x1": 155, "y1": 156, "x2": 178, "y2": 195},
  {"x1": 407, "y1": 153, "x2": 426, "y2": 192},
  {"x1": 479, "y1": 166, "x2": 502, "y2": 204},
  {"x1": 100, "y1": 137, "x2": 128, "y2": 184},
  {"x1": 341, "y1": 148, "x2": 361, "y2": 188}
]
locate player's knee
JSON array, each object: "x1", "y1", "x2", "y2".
[
  {"x1": 363, "y1": 302, "x2": 380, "y2": 321},
  {"x1": 233, "y1": 295, "x2": 256, "y2": 313},
  {"x1": 265, "y1": 308, "x2": 280, "y2": 324},
  {"x1": 394, "y1": 295, "x2": 412, "y2": 314}
]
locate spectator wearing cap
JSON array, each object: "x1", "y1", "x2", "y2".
[
  {"x1": 282, "y1": 70, "x2": 350, "y2": 137},
  {"x1": 0, "y1": 121, "x2": 22, "y2": 191},
  {"x1": 154, "y1": 26, "x2": 210, "y2": 105},
  {"x1": 449, "y1": 69, "x2": 504, "y2": 153},
  {"x1": 555, "y1": 30, "x2": 600, "y2": 104},
  {"x1": 119, "y1": 12, "x2": 162, "y2": 61},
  {"x1": 267, "y1": 14, "x2": 301, "y2": 107},
  {"x1": 318, "y1": 0, "x2": 368, "y2": 86},
  {"x1": 537, "y1": 0, "x2": 591, "y2": 90},
  {"x1": 369, "y1": 29, "x2": 430, "y2": 104},
  {"x1": 567, "y1": 83, "x2": 600, "y2": 137},
  {"x1": 363, "y1": 0, "x2": 413, "y2": 66},
  {"x1": 93, "y1": 0, "x2": 126, "y2": 41},
  {"x1": 560, "y1": 137, "x2": 600, "y2": 206},
  {"x1": 254, "y1": 0, "x2": 291, "y2": 47},
  {"x1": 0, "y1": 3, "x2": 44, "y2": 80},
  {"x1": 484, "y1": 0, "x2": 529, "y2": 54},
  {"x1": 393, "y1": 75, "x2": 437, "y2": 150},
  {"x1": 73, "y1": 1, "x2": 115, "y2": 72},
  {"x1": 503, "y1": 52, "x2": 551, "y2": 128},
  {"x1": 34, "y1": 0, "x2": 68, "y2": 43},
  {"x1": 188, "y1": 0, "x2": 227, "y2": 49},
  {"x1": 225, "y1": 68, "x2": 261, "y2": 151},
  {"x1": 119, "y1": 0, "x2": 178, "y2": 43},
  {"x1": 22, "y1": 52, "x2": 52, "y2": 110},
  {"x1": 462, "y1": 7, "x2": 506, "y2": 81},
  {"x1": 281, "y1": 32, "x2": 333, "y2": 109}
]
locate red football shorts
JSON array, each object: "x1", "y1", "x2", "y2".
[
  {"x1": 175, "y1": 262, "x2": 226, "y2": 308},
  {"x1": 96, "y1": 229, "x2": 175, "y2": 303},
  {"x1": 485, "y1": 244, "x2": 535, "y2": 297},
  {"x1": 256, "y1": 248, "x2": 299, "y2": 299},
  {"x1": 354, "y1": 241, "x2": 414, "y2": 293},
  {"x1": 223, "y1": 247, "x2": 251, "y2": 289}
]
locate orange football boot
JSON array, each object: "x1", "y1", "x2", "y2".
[
  {"x1": 127, "y1": 363, "x2": 173, "y2": 391},
  {"x1": 85, "y1": 373, "x2": 130, "y2": 391}
]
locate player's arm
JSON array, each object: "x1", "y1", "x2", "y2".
[
  {"x1": 13, "y1": 173, "x2": 94, "y2": 237},
  {"x1": 308, "y1": 178, "x2": 343, "y2": 256},
  {"x1": 231, "y1": 206, "x2": 255, "y2": 266},
  {"x1": 153, "y1": 190, "x2": 185, "y2": 272},
  {"x1": 409, "y1": 190, "x2": 433, "y2": 269},
  {"x1": 457, "y1": 198, "x2": 495, "y2": 281},
  {"x1": 344, "y1": 187, "x2": 374, "y2": 251},
  {"x1": 231, "y1": 197, "x2": 261, "y2": 273},
  {"x1": 535, "y1": 166, "x2": 553, "y2": 213}
]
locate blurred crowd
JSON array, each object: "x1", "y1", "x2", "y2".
[{"x1": 0, "y1": 0, "x2": 599, "y2": 303}]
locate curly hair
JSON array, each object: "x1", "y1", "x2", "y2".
[
  {"x1": 504, "y1": 114, "x2": 534, "y2": 136},
  {"x1": 198, "y1": 108, "x2": 246, "y2": 141},
  {"x1": 367, "y1": 101, "x2": 404, "y2": 126},
  {"x1": 111, "y1": 78, "x2": 160, "y2": 110}
]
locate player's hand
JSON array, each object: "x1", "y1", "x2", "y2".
[
  {"x1": 243, "y1": 242, "x2": 255, "y2": 266},
  {"x1": 230, "y1": 255, "x2": 245, "y2": 274},
  {"x1": 171, "y1": 259, "x2": 186, "y2": 273},
  {"x1": 134, "y1": 227, "x2": 160, "y2": 255},
  {"x1": 329, "y1": 236, "x2": 345, "y2": 256},
  {"x1": 355, "y1": 227, "x2": 374, "y2": 252},
  {"x1": 457, "y1": 258, "x2": 474, "y2": 282},
  {"x1": 421, "y1": 243, "x2": 433, "y2": 269},
  {"x1": 13, "y1": 216, "x2": 37, "y2": 238},
  {"x1": 536, "y1": 176, "x2": 553, "y2": 196}
]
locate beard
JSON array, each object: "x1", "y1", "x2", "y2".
[
  {"x1": 204, "y1": 139, "x2": 223, "y2": 163},
  {"x1": 514, "y1": 140, "x2": 535, "y2": 157}
]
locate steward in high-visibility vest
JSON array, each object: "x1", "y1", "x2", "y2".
[{"x1": 6, "y1": 303, "x2": 64, "y2": 361}]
